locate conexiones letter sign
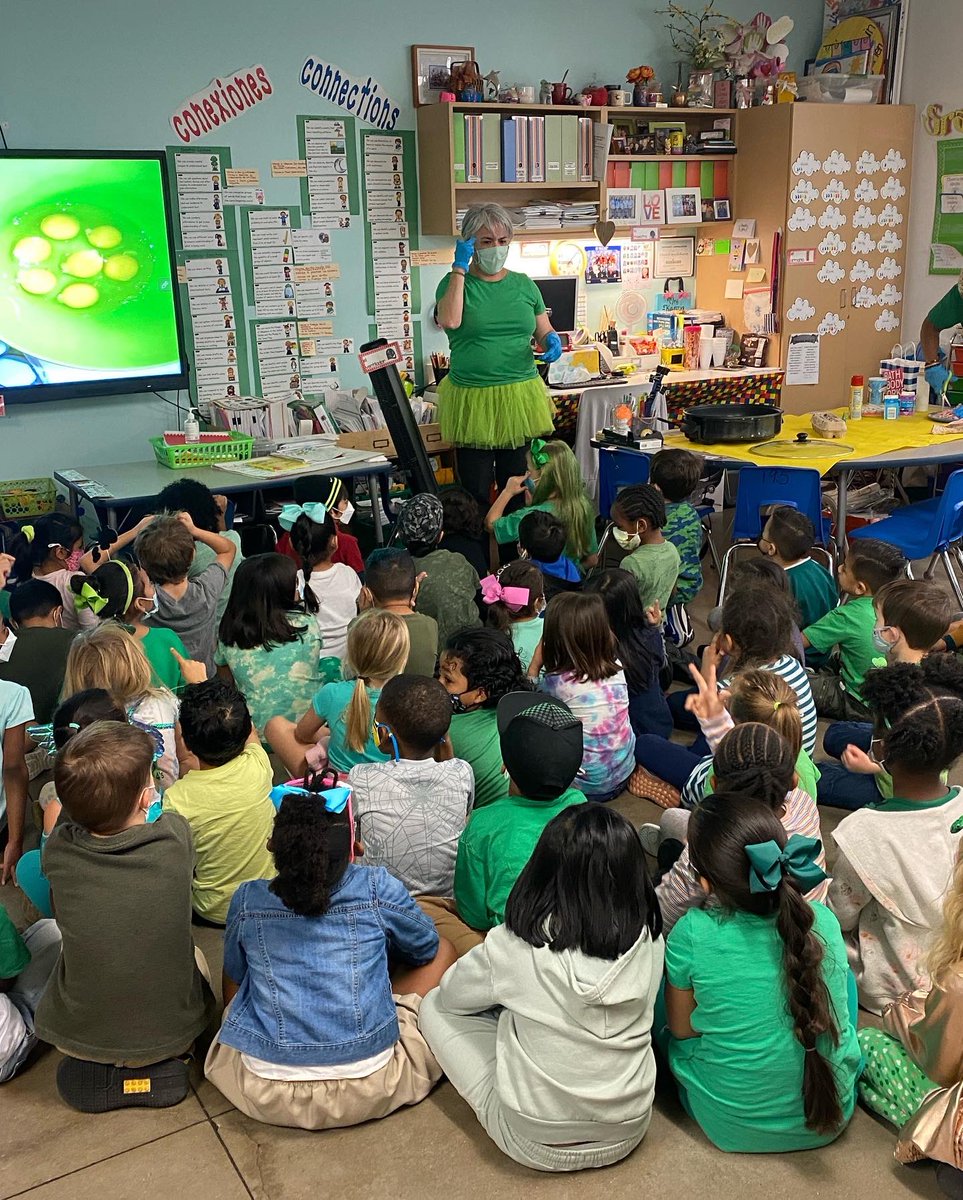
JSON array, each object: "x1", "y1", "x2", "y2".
[{"x1": 170, "y1": 66, "x2": 274, "y2": 143}]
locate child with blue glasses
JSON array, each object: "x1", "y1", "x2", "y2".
[{"x1": 204, "y1": 780, "x2": 456, "y2": 1130}]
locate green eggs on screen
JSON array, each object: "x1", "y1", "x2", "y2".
[
  {"x1": 13, "y1": 236, "x2": 52, "y2": 264},
  {"x1": 58, "y1": 283, "x2": 100, "y2": 309},
  {"x1": 40, "y1": 213, "x2": 80, "y2": 240},
  {"x1": 12, "y1": 209, "x2": 142, "y2": 309},
  {"x1": 17, "y1": 268, "x2": 57, "y2": 295},
  {"x1": 86, "y1": 225, "x2": 122, "y2": 249}
]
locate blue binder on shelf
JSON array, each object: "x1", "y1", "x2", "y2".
[{"x1": 501, "y1": 118, "x2": 517, "y2": 182}]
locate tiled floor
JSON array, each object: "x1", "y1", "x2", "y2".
[{"x1": 0, "y1": 547, "x2": 955, "y2": 1200}]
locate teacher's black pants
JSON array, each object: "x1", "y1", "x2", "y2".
[{"x1": 457, "y1": 445, "x2": 528, "y2": 509}]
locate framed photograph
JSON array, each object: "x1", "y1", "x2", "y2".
[
  {"x1": 713, "y1": 198, "x2": 732, "y2": 220},
  {"x1": 701, "y1": 199, "x2": 716, "y2": 222},
  {"x1": 411, "y1": 44, "x2": 475, "y2": 106},
  {"x1": 654, "y1": 236, "x2": 696, "y2": 278},
  {"x1": 665, "y1": 187, "x2": 703, "y2": 225},
  {"x1": 584, "y1": 244, "x2": 622, "y2": 285},
  {"x1": 606, "y1": 188, "x2": 642, "y2": 227}
]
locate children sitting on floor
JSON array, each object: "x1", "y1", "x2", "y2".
[
  {"x1": 802, "y1": 537, "x2": 907, "y2": 720},
  {"x1": 650, "y1": 448, "x2": 704, "y2": 647},
  {"x1": 35, "y1": 721, "x2": 216, "y2": 1111},
  {"x1": 162, "y1": 678, "x2": 275, "y2": 926},
  {"x1": 517, "y1": 509, "x2": 582, "y2": 600},
  {"x1": 204, "y1": 786, "x2": 454, "y2": 1130},
  {"x1": 155, "y1": 478, "x2": 245, "y2": 622},
  {"x1": 0, "y1": 675, "x2": 33, "y2": 886},
  {"x1": 215, "y1": 553, "x2": 325, "y2": 738},
  {"x1": 828, "y1": 655, "x2": 963, "y2": 1014},
  {"x1": 663, "y1": 795, "x2": 860, "y2": 1152},
  {"x1": 395, "y1": 493, "x2": 482, "y2": 648},
  {"x1": 609, "y1": 484, "x2": 681, "y2": 615},
  {"x1": 437, "y1": 628, "x2": 533, "y2": 808},
  {"x1": 757, "y1": 505, "x2": 838, "y2": 628},
  {"x1": 450, "y1": 692, "x2": 585, "y2": 939},
  {"x1": 536, "y1": 592, "x2": 636, "y2": 801},
  {"x1": 0, "y1": 579, "x2": 76, "y2": 722},
  {"x1": 10, "y1": 513, "x2": 97, "y2": 632},
  {"x1": 420, "y1": 804, "x2": 664, "y2": 1173},
  {"x1": 359, "y1": 548, "x2": 439, "y2": 677},
  {"x1": 135, "y1": 512, "x2": 237, "y2": 675},
  {"x1": 266, "y1": 609, "x2": 409, "y2": 778},
  {"x1": 439, "y1": 486, "x2": 489, "y2": 578},
  {"x1": 481, "y1": 560, "x2": 545, "y2": 671},
  {"x1": 817, "y1": 579, "x2": 954, "y2": 810},
  {"x1": 281, "y1": 501, "x2": 360, "y2": 668},
  {"x1": 0, "y1": 908, "x2": 61, "y2": 1085},
  {"x1": 275, "y1": 473, "x2": 365, "y2": 575},
  {"x1": 486, "y1": 439, "x2": 598, "y2": 570},
  {"x1": 349, "y1": 674, "x2": 474, "y2": 898},
  {"x1": 708, "y1": 558, "x2": 807, "y2": 663}
]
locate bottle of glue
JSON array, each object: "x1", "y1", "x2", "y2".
[
  {"x1": 184, "y1": 408, "x2": 200, "y2": 443},
  {"x1": 849, "y1": 374, "x2": 864, "y2": 421}
]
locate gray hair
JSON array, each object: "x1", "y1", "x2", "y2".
[{"x1": 461, "y1": 203, "x2": 515, "y2": 241}]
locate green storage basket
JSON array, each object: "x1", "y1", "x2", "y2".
[
  {"x1": 0, "y1": 477, "x2": 57, "y2": 519},
  {"x1": 150, "y1": 434, "x2": 255, "y2": 470}
]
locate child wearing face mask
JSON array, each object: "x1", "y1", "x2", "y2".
[
  {"x1": 0, "y1": 580, "x2": 77, "y2": 723},
  {"x1": 816, "y1": 580, "x2": 954, "y2": 810},
  {"x1": 275, "y1": 473, "x2": 363, "y2": 575},
  {"x1": 481, "y1": 560, "x2": 545, "y2": 671},
  {"x1": 485, "y1": 440, "x2": 598, "y2": 570},
  {"x1": 609, "y1": 484, "x2": 681, "y2": 617},
  {"x1": 71, "y1": 556, "x2": 191, "y2": 693},
  {"x1": 437, "y1": 628, "x2": 534, "y2": 808},
  {"x1": 35, "y1": 721, "x2": 216, "y2": 1112},
  {"x1": 10, "y1": 514, "x2": 97, "y2": 632}
]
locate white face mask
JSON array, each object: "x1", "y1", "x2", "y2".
[
  {"x1": 339, "y1": 501, "x2": 355, "y2": 525},
  {"x1": 475, "y1": 244, "x2": 510, "y2": 274},
  {"x1": 613, "y1": 527, "x2": 641, "y2": 551},
  {"x1": 140, "y1": 592, "x2": 160, "y2": 619}
]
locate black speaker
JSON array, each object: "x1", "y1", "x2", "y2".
[{"x1": 360, "y1": 338, "x2": 438, "y2": 497}]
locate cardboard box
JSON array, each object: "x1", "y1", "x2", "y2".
[{"x1": 336, "y1": 422, "x2": 452, "y2": 457}]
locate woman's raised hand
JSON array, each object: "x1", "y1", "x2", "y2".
[{"x1": 453, "y1": 237, "x2": 475, "y2": 272}]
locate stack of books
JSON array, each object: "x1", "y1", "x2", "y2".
[{"x1": 454, "y1": 113, "x2": 595, "y2": 184}]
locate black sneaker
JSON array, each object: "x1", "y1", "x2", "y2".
[{"x1": 56, "y1": 1055, "x2": 190, "y2": 1113}]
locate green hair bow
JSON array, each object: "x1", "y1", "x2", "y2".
[
  {"x1": 529, "y1": 438, "x2": 550, "y2": 469},
  {"x1": 74, "y1": 581, "x2": 107, "y2": 615},
  {"x1": 745, "y1": 834, "x2": 827, "y2": 896}
]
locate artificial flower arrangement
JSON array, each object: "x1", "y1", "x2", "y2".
[
  {"x1": 720, "y1": 11, "x2": 795, "y2": 78},
  {"x1": 626, "y1": 64, "x2": 656, "y2": 85}
]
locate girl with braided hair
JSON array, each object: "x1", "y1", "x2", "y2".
[
  {"x1": 664, "y1": 794, "x2": 860, "y2": 1152},
  {"x1": 609, "y1": 484, "x2": 680, "y2": 616},
  {"x1": 652, "y1": 722, "x2": 826, "y2": 935},
  {"x1": 828, "y1": 655, "x2": 963, "y2": 1014}
]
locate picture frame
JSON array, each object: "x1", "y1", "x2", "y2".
[
  {"x1": 831, "y1": 0, "x2": 905, "y2": 102},
  {"x1": 654, "y1": 236, "x2": 696, "y2": 278},
  {"x1": 411, "y1": 44, "x2": 476, "y2": 106},
  {"x1": 713, "y1": 198, "x2": 732, "y2": 220},
  {"x1": 606, "y1": 187, "x2": 643, "y2": 227},
  {"x1": 665, "y1": 187, "x2": 703, "y2": 226},
  {"x1": 701, "y1": 199, "x2": 716, "y2": 222},
  {"x1": 639, "y1": 189, "x2": 666, "y2": 225}
]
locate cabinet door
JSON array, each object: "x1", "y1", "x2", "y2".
[{"x1": 780, "y1": 104, "x2": 914, "y2": 413}]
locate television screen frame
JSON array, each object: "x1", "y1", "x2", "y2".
[{"x1": 0, "y1": 148, "x2": 190, "y2": 405}]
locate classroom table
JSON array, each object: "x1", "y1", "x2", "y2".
[
  {"x1": 599, "y1": 410, "x2": 963, "y2": 558},
  {"x1": 53, "y1": 455, "x2": 395, "y2": 542}
]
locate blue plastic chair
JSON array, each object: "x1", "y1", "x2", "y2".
[
  {"x1": 849, "y1": 468, "x2": 963, "y2": 606},
  {"x1": 719, "y1": 466, "x2": 832, "y2": 602},
  {"x1": 597, "y1": 446, "x2": 650, "y2": 521}
]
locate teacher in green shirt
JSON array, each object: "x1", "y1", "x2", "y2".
[
  {"x1": 435, "y1": 203, "x2": 561, "y2": 507},
  {"x1": 920, "y1": 271, "x2": 963, "y2": 396}
]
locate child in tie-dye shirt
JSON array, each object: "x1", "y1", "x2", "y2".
[{"x1": 535, "y1": 592, "x2": 635, "y2": 801}]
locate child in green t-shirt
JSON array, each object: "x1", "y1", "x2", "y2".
[
  {"x1": 650, "y1": 449, "x2": 704, "y2": 646},
  {"x1": 802, "y1": 538, "x2": 907, "y2": 720},
  {"x1": 0, "y1": 911, "x2": 61, "y2": 1084},
  {"x1": 610, "y1": 484, "x2": 681, "y2": 616},
  {"x1": 757, "y1": 505, "x2": 838, "y2": 630}
]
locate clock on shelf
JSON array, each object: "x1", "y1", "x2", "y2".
[{"x1": 549, "y1": 241, "x2": 588, "y2": 277}]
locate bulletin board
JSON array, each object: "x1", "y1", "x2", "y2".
[{"x1": 931, "y1": 137, "x2": 963, "y2": 275}]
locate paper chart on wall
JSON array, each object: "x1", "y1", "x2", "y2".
[
  {"x1": 786, "y1": 333, "x2": 820, "y2": 386},
  {"x1": 184, "y1": 258, "x2": 244, "y2": 403},
  {"x1": 173, "y1": 152, "x2": 230, "y2": 250},
  {"x1": 620, "y1": 241, "x2": 653, "y2": 288},
  {"x1": 301, "y1": 117, "x2": 357, "y2": 223}
]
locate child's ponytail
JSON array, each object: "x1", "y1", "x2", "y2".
[
  {"x1": 531, "y1": 440, "x2": 595, "y2": 562},
  {"x1": 775, "y1": 881, "x2": 843, "y2": 1135},
  {"x1": 286, "y1": 506, "x2": 337, "y2": 616},
  {"x1": 482, "y1": 560, "x2": 544, "y2": 633},
  {"x1": 343, "y1": 610, "x2": 410, "y2": 752},
  {"x1": 269, "y1": 790, "x2": 351, "y2": 916},
  {"x1": 11, "y1": 513, "x2": 83, "y2": 580},
  {"x1": 729, "y1": 671, "x2": 803, "y2": 760},
  {"x1": 712, "y1": 722, "x2": 796, "y2": 810}
]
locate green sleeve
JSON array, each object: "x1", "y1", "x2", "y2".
[
  {"x1": 0, "y1": 591, "x2": 9, "y2": 621},
  {"x1": 927, "y1": 283, "x2": 963, "y2": 332},
  {"x1": 435, "y1": 273, "x2": 455, "y2": 304},
  {"x1": 796, "y1": 751, "x2": 820, "y2": 802},
  {"x1": 803, "y1": 605, "x2": 856, "y2": 654},
  {"x1": 0, "y1": 907, "x2": 30, "y2": 980},
  {"x1": 664, "y1": 910, "x2": 695, "y2": 990},
  {"x1": 492, "y1": 502, "x2": 551, "y2": 547},
  {"x1": 453, "y1": 824, "x2": 491, "y2": 932},
  {"x1": 525, "y1": 274, "x2": 547, "y2": 316}
]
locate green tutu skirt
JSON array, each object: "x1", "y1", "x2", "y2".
[{"x1": 438, "y1": 376, "x2": 554, "y2": 450}]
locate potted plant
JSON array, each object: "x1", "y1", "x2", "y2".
[
  {"x1": 656, "y1": 1, "x2": 728, "y2": 107},
  {"x1": 626, "y1": 64, "x2": 656, "y2": 107}
]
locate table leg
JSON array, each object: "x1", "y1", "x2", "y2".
[
  {"x1": 835, "y1": 468, "x2": 850, "y2": 560},
  {"x1": 369, "y1": 474, "x2": 384, "y2": 545}
]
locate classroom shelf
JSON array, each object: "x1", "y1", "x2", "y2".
[
  {"x1": 605, "y1": 106, "x2": 737, "y2": 116},
  {"x1": 607, "y1": 154, "x2": 736, "y2": 162},
  {"x1": 455, "y1": 182, "x2": 601, "y2": 190}
]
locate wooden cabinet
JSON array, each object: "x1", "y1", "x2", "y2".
[{"x1": 735, "y1": 105, "x2": 915, "y2": 413}]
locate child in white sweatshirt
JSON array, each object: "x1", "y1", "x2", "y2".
[
  {"x1": 828, "y1": 657, "x2": 963, "y2": 1015},
  {"x1": 419, "y1": 804, "x2": 663, "y2": 1173}
]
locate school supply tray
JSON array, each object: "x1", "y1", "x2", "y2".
[
  {"x1": 0, "y1": 476, "x2": 57, "y2": 519},
  {"x1": 150, "y1": 433, "x2": 255, "y2": 470}
]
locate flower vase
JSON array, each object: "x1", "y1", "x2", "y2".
[{"x1": 633, "y1": 81, "x2": 648, "y2": 106}]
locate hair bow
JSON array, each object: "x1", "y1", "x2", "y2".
[
  {"x1": 745, "y1": 835, "x2": 827, "y2": 895},
  {"x1": 21, "y1": 525, "x2": 35, "y2": 544},
  {"x1": 480, "y1": 573, "x2": 531, "y2": 611},
  {"x1": 269, "y1": 782, "x2": 351, "y2": 812},
  {"x1": 74, "y1": 581, "x2": 108, "y2": 614},
  {"x1": 529, "y1": 438, "x2": 550, "y2": 469},
  {"x1": 278, "y1": 502, "x2": 327, "y2": 531}
]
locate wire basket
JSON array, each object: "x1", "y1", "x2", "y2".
[
  {"x1": 0, "y1": 477, "x2": 57, "y2": 519},
  {"x1": 150, "y1": 434, "x2": 254, "y2": 470}
]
